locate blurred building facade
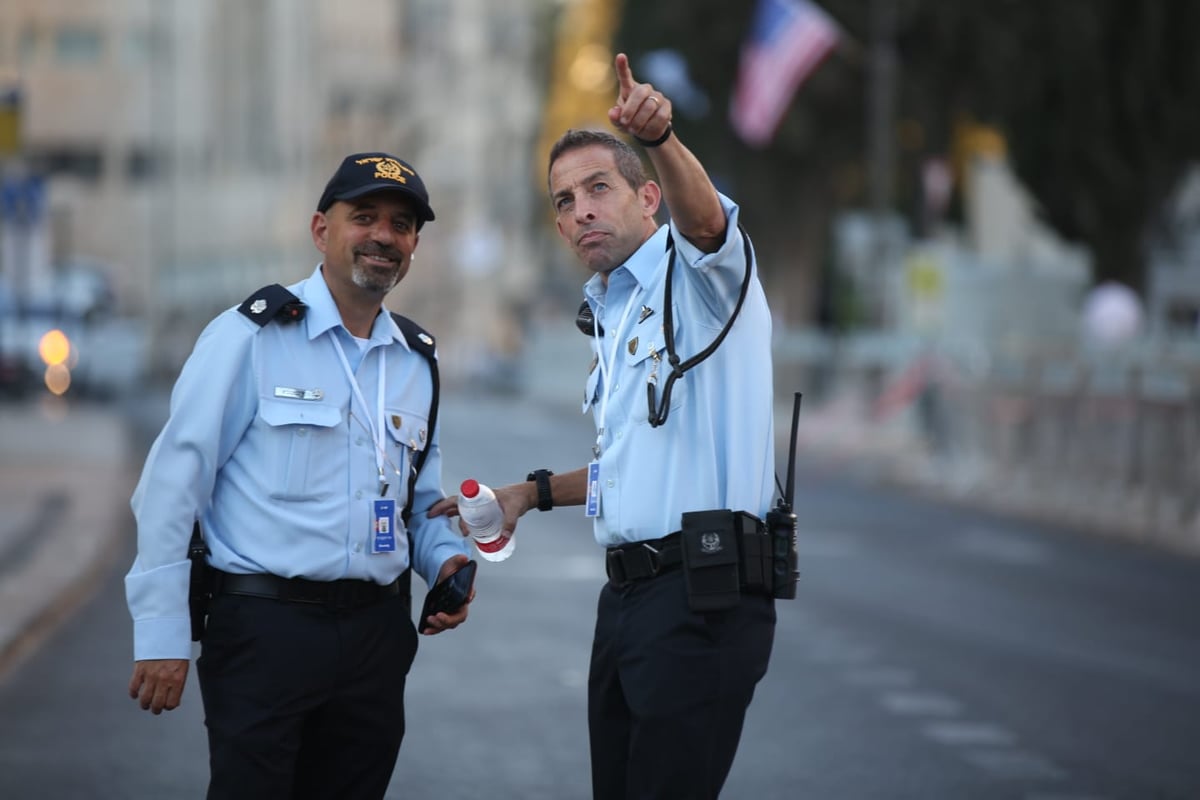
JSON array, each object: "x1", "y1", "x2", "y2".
[{"x1": 0, "y1": 0, "x2": 551, "y2": 379}]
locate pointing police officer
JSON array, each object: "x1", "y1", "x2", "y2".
[
  {"x1": 126, "y1": 152, "x2": 473, "y2": 799},
  {"x1": 433, "y1": 54, "x2": 779, "y2": 799}
]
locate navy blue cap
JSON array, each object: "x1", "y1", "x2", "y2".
[{"x1": 316, "y1": 152, "x2": 435, "y2": 224}]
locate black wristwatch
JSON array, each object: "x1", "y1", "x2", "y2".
[{"x1": 526, "y1": 469, "x2": 554, "y2": 512}]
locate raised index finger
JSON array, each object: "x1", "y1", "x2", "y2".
[{"x1": 614, "y1": 52, "x2": 636, "y2": 101}]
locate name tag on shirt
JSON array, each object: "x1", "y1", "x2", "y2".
[
  {"x1": 372, "y1": 499, "x2": 396, "y2": 553},
  {"x1": 274, "y1": 386, "x2": 324, "y2": 401}
]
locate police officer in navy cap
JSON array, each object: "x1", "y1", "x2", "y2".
[{"x1": 126, "y1": 151, "x2": 471, "y2": 799}]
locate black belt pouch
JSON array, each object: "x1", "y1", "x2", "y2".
[{"x1": 680, "y1": 510, "x2": 742, "y2": 612}]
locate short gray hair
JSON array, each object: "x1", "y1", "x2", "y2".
[{"x1": 546, "y1": 129, "x2": 649, "y2": 197}]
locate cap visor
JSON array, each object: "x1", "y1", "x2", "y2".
[{"x1": 334, "y1": 183, "x2": 435, "y2": 221}]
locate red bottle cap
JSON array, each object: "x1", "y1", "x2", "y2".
[{"x1": 460, "y1": 479, "x2": 480, "y2": 498}]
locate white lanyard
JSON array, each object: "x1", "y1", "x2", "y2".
[
  {"x1": 331, "y1": 336, "x2": 393, "y2": 495},
  {"x1": 591, "y1": 288, "x2": 642, "y2": 456}
]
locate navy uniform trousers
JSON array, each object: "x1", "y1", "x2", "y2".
[
  {"x1": 588, "y1": 568, "x2": 776, "y2": 800},
  {"x1": 197, "y1": 590, "x2": 417, "y2": 800}
]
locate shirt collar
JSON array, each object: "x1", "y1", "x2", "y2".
[
  {"x1": 583, "y1": 224, "x2": 670, "y2": 305},
  {"x1": 298, "y1": 264, "x2": 410, "y2": 351}
]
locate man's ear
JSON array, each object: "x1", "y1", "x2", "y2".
[
  {"x1": 310, "y1": 212, "x2": 328, "y2": 253},
  {"x1": 641, "y1": 181, "x2": 662, "y2": 219}
]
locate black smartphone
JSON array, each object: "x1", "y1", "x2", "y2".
[{"x1": 418, "y1": 559, "x2": 477, "y2": 633}]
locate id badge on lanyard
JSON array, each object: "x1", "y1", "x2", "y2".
[
  {"x1": 332, "y1": 336, "x2": 401, "y2": 555},
  {"x1": 372, "y1": 498, "x2": 397, "y2": 553},
  {"x1": 587, "y1": 290, "x2": 641, "y2": 520}
]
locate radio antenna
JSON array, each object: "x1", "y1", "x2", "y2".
[{"x1": 785, "y1": 392, "x2": 801, "y2": 509}]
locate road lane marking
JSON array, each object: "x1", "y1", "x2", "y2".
[
  {"x1": 961, "y1": 748, "x2": 1067, "y2": 781},
  {"x1": 843, "y1": 666, "x2": 915, "y2": 688},
  {"x1": 921, "y1": 721, "x2": 1015, "y2": 747},
  {"x1": 878, "y1": 690, "x2": 962, "y2": 716}
]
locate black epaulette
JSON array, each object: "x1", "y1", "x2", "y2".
[
  {"x1": 390, "y1": 312, "x2": 435, "y2": 359},
  {"x1": 389, "y1": 312, "x2": 440, "y2": 527},
  {"x1": 237, "y1": 284, "x2": 307, "y2": 326}
]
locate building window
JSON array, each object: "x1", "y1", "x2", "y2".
[
  {"x1": 55, "y1": 26, "x2": 104, "y2": 65},
  {"x1": 19, "y1": 25, "x2": 40, "y2": 65},
  {"x1": 126, "y1": 147, "x2": 161, "y2": 181},
  {"x1": 29, "y1": 147, "x2": 104, "y2": 182},
  {"x1": 122, "y1": 27, "x2": 154, "y2": 67}
]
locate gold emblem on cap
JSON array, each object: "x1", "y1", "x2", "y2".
[
  {"x1": 354, "y1": 156, "x2": 414, "y2": 184},
  {"x1": 627, "y1": 337, "x2": 639, "y2": 355},
  {"x1": 391, "y1": 414, "x2": 401, "y2": 429}
]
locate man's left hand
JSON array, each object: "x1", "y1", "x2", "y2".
[{"x1": 421, "y1": 554, "x2": 475, "y2": 635}]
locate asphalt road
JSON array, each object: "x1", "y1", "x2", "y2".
[{"x1": 1, "y1": 390, "x2": 1198, "y2": 800}]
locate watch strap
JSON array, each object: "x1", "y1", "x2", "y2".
[{"x1": 526, "y1": 469, "x2": 554, "y2": 512}]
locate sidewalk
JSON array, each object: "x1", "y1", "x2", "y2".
[{"x1": 0, "y1": 397, "x2": 136, "y2": 679}]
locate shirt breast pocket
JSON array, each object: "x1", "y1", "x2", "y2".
[
  {"x1": 385, "y1": 408, "x2": 430, "y2": 494},
  {"x1": 258, "y1": 397, "x2": 343, "y2": 501},
  {"x1": 624, "y1": 325, "x2": 687, "y2": 423}
]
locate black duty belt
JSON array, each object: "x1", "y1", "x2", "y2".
[
  {"x1": 212, "y1": 568, "x2": 410, "y2": 610},
  {"x1": 605, "y1": 533, "x2": 683, "y2": 588}
]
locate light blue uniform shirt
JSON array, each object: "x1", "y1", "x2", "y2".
[
  {"x1": 125, "y1": 265, "x2": 467, "y2": 661},
  {"x1": 582, "y1": 194, "x2": 776, "y2": 547}
]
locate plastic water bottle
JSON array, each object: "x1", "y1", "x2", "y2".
[{"x1": 459, "y1": 479, "x2": 514, "y2": 562}]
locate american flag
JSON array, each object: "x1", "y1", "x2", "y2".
[{"x1": 731, "y1": 0, "x2": 840, "y2": 148}]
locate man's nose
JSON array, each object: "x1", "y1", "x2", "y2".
[
  {"x1": 574, "y1": 197, "x2": 597, "y2": 222},
  {"x1": 368, "y1": 219, "x2": 397, "y2": 244}
]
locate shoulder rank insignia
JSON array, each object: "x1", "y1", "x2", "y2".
[{"x1": 238, "y1": 284, "x2": 307, "y2": 326}]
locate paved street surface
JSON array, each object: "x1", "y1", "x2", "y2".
[{"x1": 2, "y1": 389, "x2": 1200, "y2": 799}]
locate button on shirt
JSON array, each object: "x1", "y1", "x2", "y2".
[
  {"x1": 581, "y1": 194, "x2": 776, "y2": 547},
  {"x1": 125, "y1": 265, "x2": 467, "y2": 661}
]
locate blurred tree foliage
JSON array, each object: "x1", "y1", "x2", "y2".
[{"x1": 615, "y1": 0, "x2": 1200, "y2": 314}]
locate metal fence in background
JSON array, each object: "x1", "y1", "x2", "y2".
[{"x1": 775, "y1": 330, "x2": 1200, "y2": 556}]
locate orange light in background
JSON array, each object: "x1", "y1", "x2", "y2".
[
  {"x1": 38, "y1": 329, "x2": 71, "y2": 366},
  {"x1": 44, "y1": 363, "x2": 71, "y2": 395}
]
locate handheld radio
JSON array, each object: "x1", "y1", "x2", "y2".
[{"x1": 766, "y1": 392, "x2": 802, "y2": 599}]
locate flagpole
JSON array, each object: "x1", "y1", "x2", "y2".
[{"x1": 867, "y1": 0, "x2": 898, "y2": 327}]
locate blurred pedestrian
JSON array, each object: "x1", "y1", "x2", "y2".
[
  {"x1": 126, "y1": 152, "x2": 473, "y2": 799},
  {"x1": 434, "y1": 54, "x2": 780, "y2": 799}
]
